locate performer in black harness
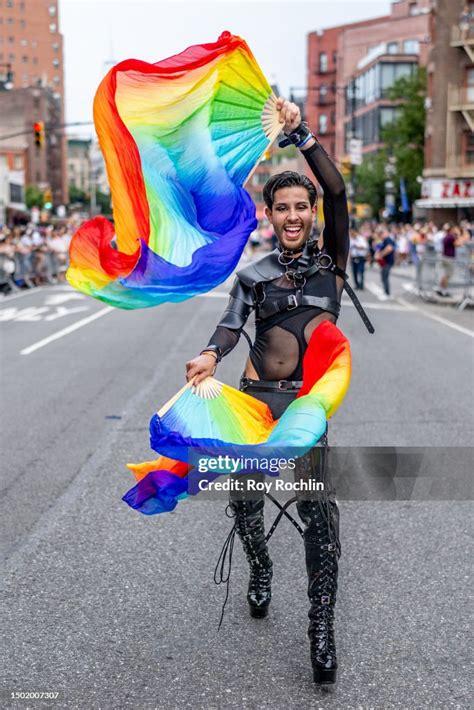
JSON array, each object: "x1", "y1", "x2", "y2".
[{"x1": 186, "y1": 98, "x2": 374, "y2": 686}]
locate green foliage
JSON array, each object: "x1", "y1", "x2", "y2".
[
  {"x1": 69, "y1": 184, "x2": 88, "y2": 205},
  {"x1": 355, "y1": 66, "x2": 426, "y2": 218},
  {"x1": 25, "y1": 185, "x2": 44, "y2": 209},
  {"x1": 96, "y1": 190, "x2": 111, "y2": 215},
  {"x1": 355, "y1": 151, "x2": 387, "y2": 215}
]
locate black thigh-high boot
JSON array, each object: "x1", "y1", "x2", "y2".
[
  {"x1": 229, "y1": 488, "x2": 273, "y2": 618},
  {"x1": 295, "y1": 444, "x2": 341, "y2": 685}
]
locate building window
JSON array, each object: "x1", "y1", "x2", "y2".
[
  {"x1": 53, "y1": 75, "x2": 60, "y2": 84},
  {"x1": 14, "y1": 154, "x2": 23, "y2": 169},
  {"x1": 319, "y1": 52, "x2": 328, "y2": 73},
  {"x1": 19, "y1": 19, "x2": 25, "y2": 28},
  {"x1": 22, "y1": 72, "x2": 28, "y2": 81},
  {"x1": 332, "y1": 50, "x2": 337, "y2": 67},
  {"x1": 331, "y1": 110, "x2": 336, "y2": 125},
  {"x1": 464, "y1": 132, "x2": 474, "y2": 164},
  {"x1": 32, "y1": 57, "x2": 38, "y2": 65},
  {"x1": 319, "y1": 114, "x2": 328, "y2": 133},
  {"x1": 8, "y1": 52, "x2": 15, "y2": 60},
  {"x1": 403, "y1": 39, "x2": 419, "y2": 54},
  {"x1": 319, "y1": 85, "x2": 327, "y2": 104},
  {"x1": 466, "y1": 67, "x2": 474, "y2": 102},
  {"x1": 21, "y1": 55, "x2": 28, "y2": 63},
  {"x1": 52, "y1": 42, "x2": 59, "y2": 52},
  {"x1": 52, "y1": 58, "x2": 59, "y2": 67},
  {"x1": 49, "y1": 22, "x2": 57, "y2": 32},
  {"x1": 408, "y1": 2, "x2": 419, "y2": 16},
  {"x1": 6, "y1": 0, "x2": 13, "y2": 6},
  {"x1": 387, "y1": 42, "x2": 399, "y2": 54},
  {"x1": 380, "y1": 106, "x2": 398, "y2": 128},
  {"x1": 19, "y1": 1, "x2": 25, "y2": 9},
  {"x1": 49, "y1": 4, "x2": 56, "y2": 15},
  {"x1": 8, "y1": 35, "x2": 14, "y2": 43},
  {"x1": 7, "y1": 16, "x2": 14, "y2": 24},
  {"x1": 20, "y1": 38, "x2": 27, "y2": 46}
]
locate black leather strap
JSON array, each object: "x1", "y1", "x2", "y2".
[
  {"x1": 258, "y1": 292, "x2": 340, "y2": 320},
  {"x1": 326, "y1": 264, "x2": 375, "y2": 334}
]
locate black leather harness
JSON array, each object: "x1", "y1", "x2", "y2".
[{"x1": 237, "y1": 241, "x2": 375, "y2": 334}]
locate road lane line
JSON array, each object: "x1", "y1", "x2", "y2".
[
  {"x1": 20, "y1": 306, "x2": 114, "y2": 355},
  {"x1": 396, "y1": 297, "x2": 474, "y2": 338},
  {"x1": 365, "y1": 282, "x2": 388, "y2": 300}
]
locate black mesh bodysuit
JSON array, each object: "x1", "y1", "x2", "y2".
[{"x1": 206, "y1": 141, "x2": 349, "y2": 383}]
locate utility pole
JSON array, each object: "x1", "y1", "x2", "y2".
[{"x1": 350, "y1": 78, "x2": 357, "y2": 225}]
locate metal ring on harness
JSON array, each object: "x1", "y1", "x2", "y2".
[
  {"x1": 278, "y1": 251, "x2": 296, "y2": 266},
  {"x1": 316, "y1": 253, "x2": 333, "y2": 269}
]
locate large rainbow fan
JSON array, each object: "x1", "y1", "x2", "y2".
[
  {"x1": 66, "y1": 31, "x2": 281, "y2": 309},
  {"x1": 123, "y1": 321, "x2": 351, "y2": 514}
]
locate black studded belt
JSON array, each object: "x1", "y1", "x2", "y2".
[{"x1": 240, "y1": 377, "x2": 303, "y2": 392}]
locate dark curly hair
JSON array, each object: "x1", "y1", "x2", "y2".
[{"x1": 262, "y1": 171, "x2": 318, "y2": 210}]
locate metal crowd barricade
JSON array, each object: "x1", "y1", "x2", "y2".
[{"x1": 416, "y1": 245, "x2": 473, "y2": 310}]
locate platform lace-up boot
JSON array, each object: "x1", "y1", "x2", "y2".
[
  {"x1": 229, "y1": 497, "x2": 273, "y2": 618},
  {"x1": 295, "y1": 442, "x2": 340, "y2": 686}
]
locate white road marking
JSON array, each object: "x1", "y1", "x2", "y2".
[
  {"x1": 396, "y1": 297, "x2": 474, "y2": 338},
  {"x1": 402, "y1": 282, "x2": 419, "y2": 294},
  {"x1": 20, "y1": 306, "x2": 114, "y2": 355},
  {"x1": 365, "y1": 282, "x2": 389, "y2": 301},
  {"x1": 0, "y1": 304, "x2": 89, "y2": 322},
  {"x1": 0, "y1": 306, "x2": 49, "y2": 322},
  {"x1": 196, "y1": 291, "x2": 229, "y2": 298},
  {"x1": 44, "y1": 293, "x2": 86, "y2": 305},
  {"x1": 44, "y1": 306, "x2": 89, "y2": 321}
]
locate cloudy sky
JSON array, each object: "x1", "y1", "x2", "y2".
[{"x1": 60, "y1": 0, "x2": 392, "y2": 136}]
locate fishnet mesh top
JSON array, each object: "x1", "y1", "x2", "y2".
[{"x1": 208, "y1": 141, "x2": 349, "y2": 381}]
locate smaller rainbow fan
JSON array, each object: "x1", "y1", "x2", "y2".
[
  {"x1": 67, "y1": 32, "x2": 282, "y2": 309},
  {"x1": 123, "y1": 321, "x2": 351, "y2": 515}
]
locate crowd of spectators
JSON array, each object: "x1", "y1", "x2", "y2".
[
  {"x1": 348, "y1": 220, "x2": 473, "y2": 297},
  {"x1": 1, "y1": 218, "x2": 473, "y2": 300},
  {"x1": 0, "y1": 223, "x2": 73, "y2": 293}
]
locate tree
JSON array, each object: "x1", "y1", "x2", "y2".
[
  {"x1": 25, "y1": 185, "x2": 44, "y2": 209},
  {"x1": 69, "y1": 185, "x2": 89, "y2": 205},
  {"x1": 355, "y1": 66, "x2": 426, "y2": 219}
]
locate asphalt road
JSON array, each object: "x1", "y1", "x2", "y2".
[{"x1": 1, "y1": 263, "x2": 473, "y2": 709}]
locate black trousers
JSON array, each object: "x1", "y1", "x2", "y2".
[{"x1": 229, "y1": 383, "x2": 340, "y2": 548}]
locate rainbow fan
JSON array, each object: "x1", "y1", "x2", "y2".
[
  {"x1": 66, "y1": 32, "x2": 281, "y2": 309},
  {"x1": 123, "y1": 321, "x2": 351, "y2": 514}
]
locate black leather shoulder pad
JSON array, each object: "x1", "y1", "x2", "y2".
[
  {"x1": 236, "y1": 249, "x2": 286, "y2": 287},
  {"x1": 228, "y1": 276, "x2": 254, "y2": 306}
]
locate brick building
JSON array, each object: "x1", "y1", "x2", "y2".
[
  {"x1": 0, "y1": 86, "x2": 64, "y2": 205},
  {"x1": 417, "y1": 0, "x2": 474, "y2": 223},
  {"x1": 0, "y1": 0, "x2": 67, "y2": 204},
  {"x1": 307, "y1": 0, "x2": 431, "y2": 162}
]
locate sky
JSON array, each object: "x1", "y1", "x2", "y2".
[{"x1": 60, "y1": 0, "x2": 392, "y2": 137}]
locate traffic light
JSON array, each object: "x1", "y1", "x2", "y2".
[
  {"x1": 340, "y1": 158, "x2": 352, "y2": 176},
  {"x1": 43, "y1": 189, "x2": 53, "y2": 210},
  {"x1": 33, "y1": 121, "x2": 45, "y2": 148}
]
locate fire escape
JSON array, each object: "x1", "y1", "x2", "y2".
[{"x1": 450, "y1": 25, "x2": 474, "y2": 132}]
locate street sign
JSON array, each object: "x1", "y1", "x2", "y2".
[{"x1": 349, "y1": 138, "x2": 363, "y2": 166}]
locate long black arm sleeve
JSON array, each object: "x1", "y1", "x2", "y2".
[
  {"x1": 302, "y1": 141, "x2": 349, "y2": 272},
  {"x1": 205, "y1": 277, "x2": 254, "y2": 357}
]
